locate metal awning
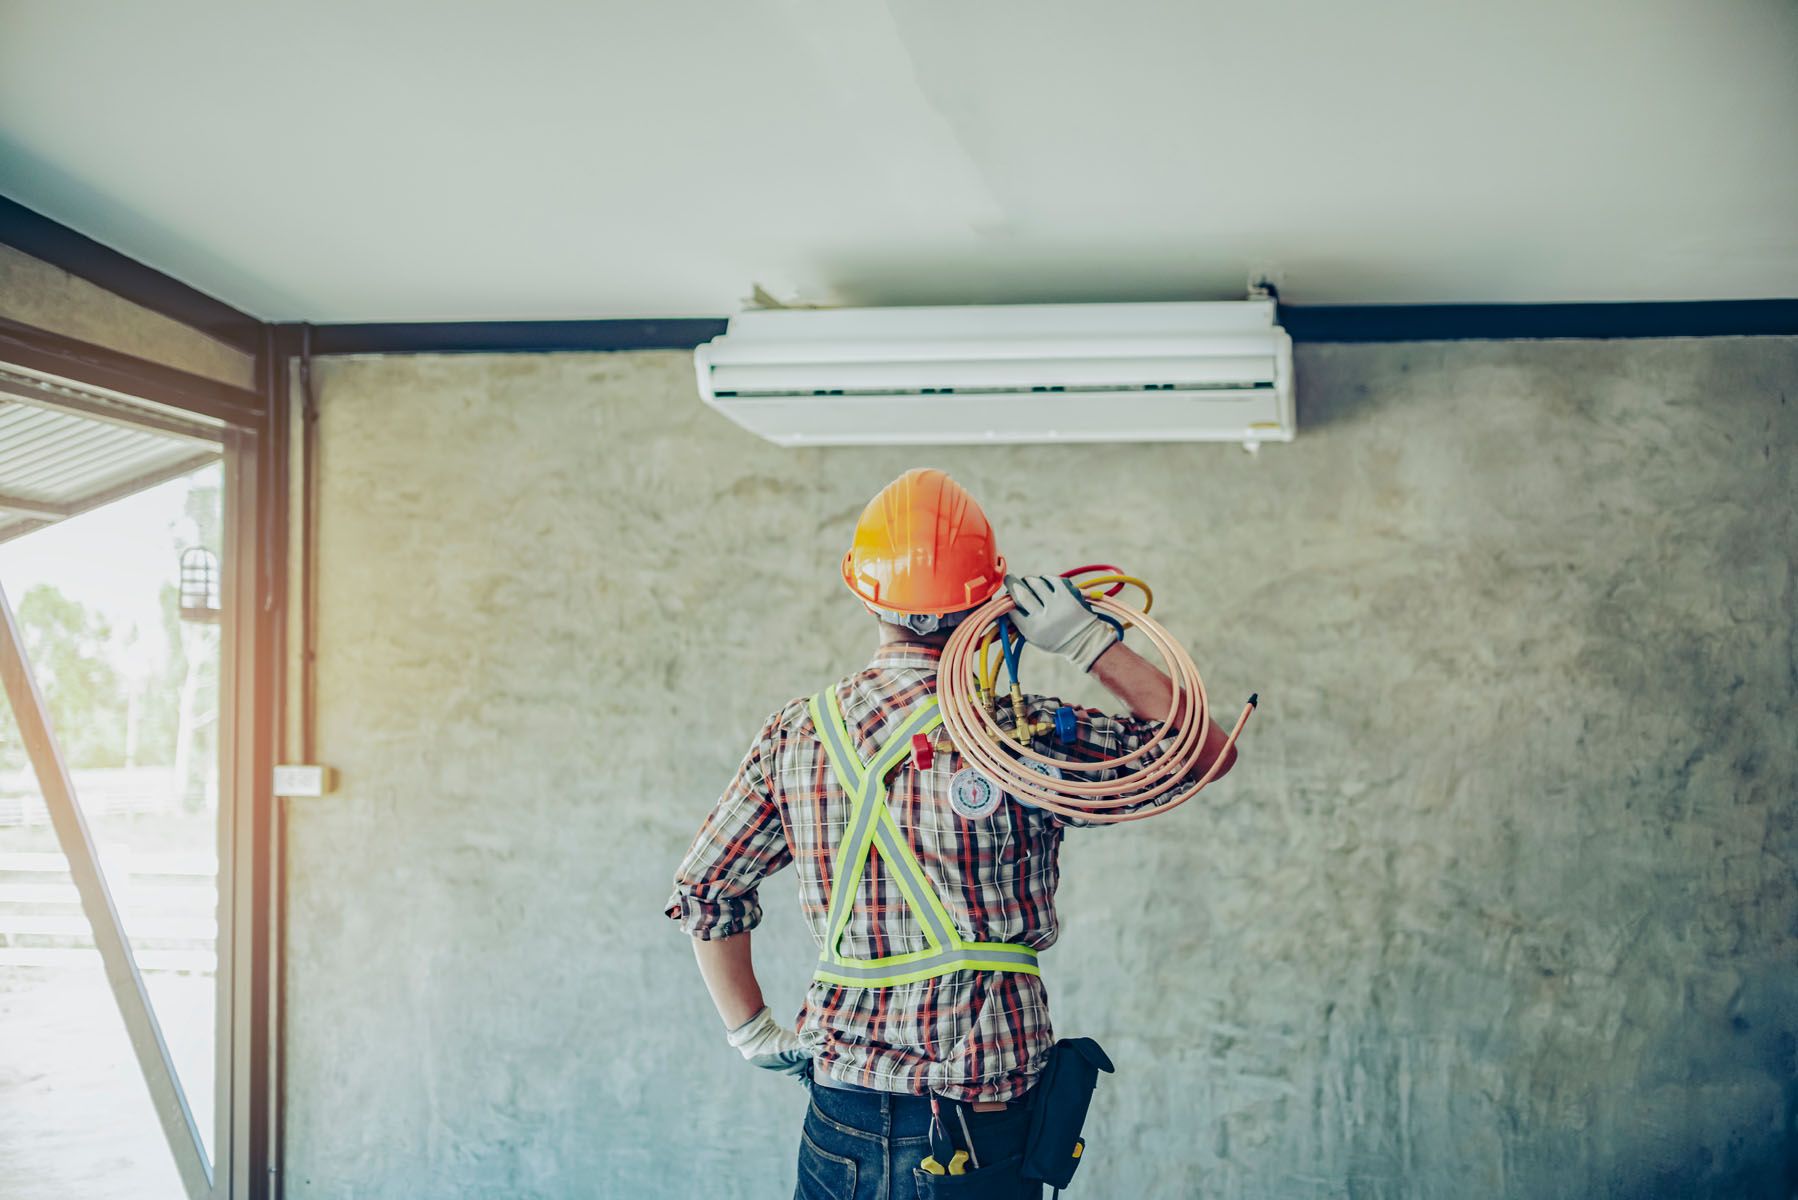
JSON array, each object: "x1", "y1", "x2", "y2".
[{"x1": 0, "y1": 362, "x2": 223, "y2": 543}]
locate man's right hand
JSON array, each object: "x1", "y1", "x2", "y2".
[
  {"x1": 1005, "y1": 574, "x2": 1119, "y2": 672},
  {"x1": 726, "y1": 1006, "x2": 811, "y2": 1077}
]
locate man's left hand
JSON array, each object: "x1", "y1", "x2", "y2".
[{"x1": 726, "y1": 1006, "x2": 811, "y2": 1077}]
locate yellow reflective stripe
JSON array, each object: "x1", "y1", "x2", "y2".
[
  {"x1": 810, "y1": 693, "x2": 873, "y2": 957},
  {"x1": 814, "y1": 689, "x2": 944, "y2": 960},
  {"x1": 809, "y1": 688, "x2": 1041, "y2": 986},
  {"x1": 815, "y1": 690, "x2": 944, "y2": 961},
  {"x1": 869, "y1": 821, "x2": 954, "y2": 951},
  {"x1": 816, "y1": 694, "x2": 870, "y2": 957},
  {"x1": 841, "y1": 702, "x2": 948, "y2": 947},
  {"x1": 857, "y1": 704, "x2": 954, "y2": 953},
  {"x1": 817, "y1": 942, "x2": 1039, "y2": 973},
  {"x1": 817, "y1": 686, "x2": 942, "y2": 783},
  {"x1": 810, "y1": 690, "x2": 865, "y2": 788},
  {"x1": 870, "y1": 806, "x2": 963, "y2": 949},
  {"x1": 822, "y1": 944, "x2": 951, "y2": 969},
  {"x1": 815, "y1": 953, "x2": 1042, "y2": 989},
  {"x1": 962, "y1": 951, "x2": 1039, "y2": 973},
  {"x1": 856, "y1": 825, "x2": 946, "y2": 958},
  {"x1": 864, "y1": 704, "x2": 942, "y2": 780},
  {"x1": 827, "y1": 702, "x2": 950, "y2": 962},
  {"x1": 822, "y1": 826, "x2": 878, "y2": 959}
]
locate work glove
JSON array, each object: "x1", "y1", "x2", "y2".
[
  {"x1": 726, "y1": 1006, "x2": 811, "y2": 1078},
  {"x1": 1004, "y1": 574, "x2": 1119, "y2": 672}
]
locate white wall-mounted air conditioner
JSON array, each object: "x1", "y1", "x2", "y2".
[{"x1": 694, "y1": 300, "x2": 1293, "y2": 447}]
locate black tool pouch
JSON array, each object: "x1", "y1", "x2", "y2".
[{"x1": 1020, "y1": 1037, "x2": 1115, "y2": 1190}]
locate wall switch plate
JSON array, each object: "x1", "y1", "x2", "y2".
[{"x1": 273, "y1": 764, "x2": 335, "y2": 798}]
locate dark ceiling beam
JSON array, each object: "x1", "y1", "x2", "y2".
[
  {"x1": 292, "y1": 302, "x2": 1798, "y2": 355},
  {"x1": 0, "y1": 195, "x2": 264, "y2": 353},
  {"x1": 1280, "y1": 298, "x2": 1798, "y2": 343},
  {"x1": 285, "y1": 318, "x2": 731, "y2": 356}
]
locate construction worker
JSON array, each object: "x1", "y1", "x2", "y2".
[{"x1": 666, "y1": 468, "x2": 1238, "y2": 1198}]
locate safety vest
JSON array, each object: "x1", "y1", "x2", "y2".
[{"x1": 808, "y1": 686, "x2": 1041, "y2": 988}]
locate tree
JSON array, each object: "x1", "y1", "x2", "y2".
[
  {"x1": 0, "y1": 467, "x2": 223, "y2": 789},
  {"x1": 0, "y1": 584, "x2": 128, "y2": 771},
  {"x1": 165, "y1": 471, "x2": 221, "y2": 809}
]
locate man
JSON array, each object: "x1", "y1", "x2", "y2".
[{"x1": 667, "y1": 468, "x2": 1238, "y2": 1198}]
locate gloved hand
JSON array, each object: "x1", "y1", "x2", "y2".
[
  {"x1": 1004, "y1": 574, "x2": 1119, "y2": 672},
  {"x1": 726, "y1": 1006, "x2": 811, "y2": 1078}
]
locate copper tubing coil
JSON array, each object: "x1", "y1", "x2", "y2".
[{"x1": 939, "y1": 591, "x2": 1254, "y2": 824}]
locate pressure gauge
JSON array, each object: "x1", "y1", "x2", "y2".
[{"x1": 949, "y1": 767, "x2": 1004, "y2": 820}]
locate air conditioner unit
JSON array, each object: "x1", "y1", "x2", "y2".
[{"x1": 694, "y1": 300, "x2": 1293, "y2": 447}]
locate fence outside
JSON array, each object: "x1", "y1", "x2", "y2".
[
  {"x1": 0, "y1": 848, "x2": 216, "y2": 974},
  {"x1": 0, "y1": 765, "x2": 212, "y2": 827}
]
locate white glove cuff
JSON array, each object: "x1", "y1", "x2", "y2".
[
  {"x1": 1066, "y1": 622, "x2": 1119, "y2": 673},
  {"x1": 726, "y1": 1006, "x2": 774, "y2": 1047}
]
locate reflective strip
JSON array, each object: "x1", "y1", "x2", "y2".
[
  {"x1": 863, "y1": 706, "x2": 936, "y2": 779},
  {"x1": 816, "y1": 945, "x2": 1040, "y2": 989},
  {"x1": 809, "y1": 690, "x2": 865, "y2": 790},
  {"x1": 809, "y1": 693, "x2": 882, "y2": 954},
  {"x1": 870, "y1": 815, "x2": 959, "y2": 949},
  {"x1": 812, "y1": 689, "x2": 950, "y2": 960},
  {"x1": 808, "y1": 687, "x2": 1042, "y2": 988}
]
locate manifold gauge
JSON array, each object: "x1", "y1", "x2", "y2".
[
  {"x1": 949, "y1": 759, "x2": 1066, "y2": 820},
  {"x1": 1007, "y1": 757, "x2": 1064, "y2": 811},
  {"x1": 948, "y1": 767, "x2": 1004, "y2": 820}
]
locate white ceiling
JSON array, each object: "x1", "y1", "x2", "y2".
[{"x1": 2, "y1": 0, "x2": 1794, "y2": 322}]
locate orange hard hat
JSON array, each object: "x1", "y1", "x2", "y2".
[{"x1": 842, "y1": 468, "x2": 1005, "y2": 616}]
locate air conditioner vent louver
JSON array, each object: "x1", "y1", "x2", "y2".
[{"x1": 695, "y1": 301, "x2": 1294, "y2": 447}]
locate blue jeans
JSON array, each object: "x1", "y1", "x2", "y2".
[{"x1": 796, "y1": 1074, "x2": 1043, "y2": 1200}]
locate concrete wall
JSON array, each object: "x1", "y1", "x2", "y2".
[{"x1": 287, "y1": 338, "x2": 1797, "y2": 1199}]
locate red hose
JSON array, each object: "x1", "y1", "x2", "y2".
[{"x1": 1059, "y1": 564, "x2": 1126, "y2": 597}]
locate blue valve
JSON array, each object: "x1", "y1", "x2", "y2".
[{"x1": 1053, "y1": 705, "x2": 1079, "y2": 743}]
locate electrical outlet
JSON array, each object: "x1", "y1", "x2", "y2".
[{"x1": 273, "y1": 764, "x2": 335, "y2": 798}]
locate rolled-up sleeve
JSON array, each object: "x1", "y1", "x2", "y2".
[{"x1": 665, "y1": 718, "x2": 793, "y2": 940}]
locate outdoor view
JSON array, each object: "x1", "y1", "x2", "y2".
[{"x1": 0, "y1": 463, "x2": 222, "y2": 1199}]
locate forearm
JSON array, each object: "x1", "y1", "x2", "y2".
[
  {"x1": 692, "y1": 930, "x2": 767, "y2": 1029},
  {"x1": 1091, "y1": 642, "x2": 1237, "y2": 780},
  {"x1": 1090, "y1": 641, "x2": 1173, "y2": 720}
]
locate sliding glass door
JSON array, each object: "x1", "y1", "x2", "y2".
[{"x1": 0, "y1": 343, "x2": 274, "y2": 1199}]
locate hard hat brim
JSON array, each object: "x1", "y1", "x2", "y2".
[{"x1": 841, "y1": 550, "x2": 1006, "y2": 617}]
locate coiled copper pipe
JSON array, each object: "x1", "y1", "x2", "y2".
[{"x1": 939, "y1": 588, "x2": 1254, "y2": 824}]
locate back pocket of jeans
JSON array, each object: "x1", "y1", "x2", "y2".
[
  {"x1": 798, "y1": 1129, "x2": 857, "y2": 1199},
  {"x1": 911, "y1": 1153, "x2": 1027, "y2": 1198}
]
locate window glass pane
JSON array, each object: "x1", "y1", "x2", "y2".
[
  {"x1": 0, "y1": 463, "x2": 223, "y2": 1193},
  {"x1": 0, "y1": 920, "x2": 186, "y2": 1198}
]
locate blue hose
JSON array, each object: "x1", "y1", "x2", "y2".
[{"x1": 997, "y1": 615, "x2": 1024, "y2": 688}]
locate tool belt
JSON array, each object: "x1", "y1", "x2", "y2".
[
  {"x1": 920, "y1": 1038, "x2": 1115, "y2": 1193},
  {"x1": 1020, "y1": 1037, "x2": 1115, "y2": 1192}
]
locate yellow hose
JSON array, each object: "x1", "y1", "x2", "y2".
[{"x1": 973, "y1": 573, "x2": 1153, "y2": 693}]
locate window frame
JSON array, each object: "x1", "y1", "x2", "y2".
[{"x1": 0, "y1": 318, "x2": 284, "y2": 1200}]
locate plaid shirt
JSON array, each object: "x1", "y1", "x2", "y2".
[{"x1": 666, "y1": 642, "x2": 1195, "y2": 1102}]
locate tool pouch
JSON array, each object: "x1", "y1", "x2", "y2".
[{"x1": 1019, "y1": 1037, "x2": 1115, "y2": 1189}]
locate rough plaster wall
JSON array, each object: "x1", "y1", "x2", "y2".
[
  {"x1": 287, "y1": 339, "x2": 1797, "y2": 1199},
  {"x1": 0, "y1": 244, "x2": 255, "y2": 388}
]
